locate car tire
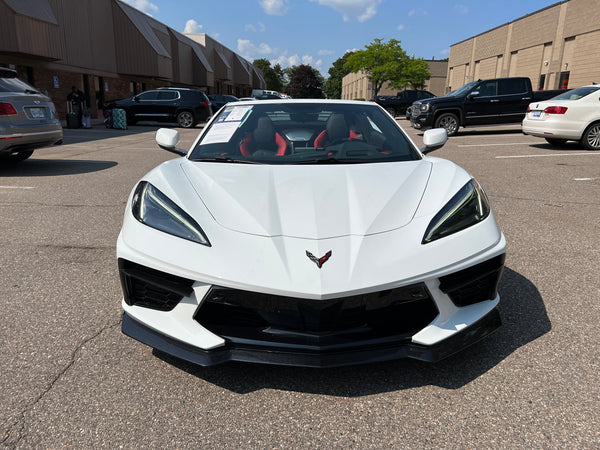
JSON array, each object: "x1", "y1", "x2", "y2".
[
  {"x1": 545, "y1": 138, "x2": 568, "y2": 146},
  {"x1": 435, "y1": 113, "x2": 459, "y2": 136},
  {"x1": 385, "y1": 107, "x2": 396, "y2": 117},
  {"x1": 580, "y1": 123, "x2": 600, "y2": 150},
  {"x1": 0, "y1": 149, "x2": 34, "y2": 163},
  {"x1": 176, "y1": 111, "x2": 196, "y2": 128}
]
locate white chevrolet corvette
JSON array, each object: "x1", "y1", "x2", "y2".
[{"x1": 117, "y1": 100, "x2": 506, "y2": 368}]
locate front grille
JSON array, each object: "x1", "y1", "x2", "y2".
[
  {"x1": 195, "y1": 284, "x2": 438, "y2": 349},
  {"x1": 438, "y1": 254, "x2": 505, "y2": 307},
  {"x1": 118, "y1": 259, "x2": 194, "y2": 311}
]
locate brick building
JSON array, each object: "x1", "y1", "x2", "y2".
[
  {"x1": 341, "y1": 59, "x2": 448, "y2": 100},
  {"x1": 0, "y1": 0, "x2": 265, "y2": 121},
  {"x1": 447, "y1": 0, "x2": 600, "y2": 92}
]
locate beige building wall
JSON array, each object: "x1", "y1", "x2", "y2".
[
  {"x1": 341, "y1": 59, "x2": 448, "y2": 99},
  {"x1": 447, "y1": 0, "x2": 600, "y2": 92}
]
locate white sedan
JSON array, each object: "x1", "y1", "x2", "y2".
[
  {"x1": 522, "y1": 85, "x2": 600, "y2": 150},
  {"x1": 117, "y1": 100, "x2": 506, "y2": 368}
]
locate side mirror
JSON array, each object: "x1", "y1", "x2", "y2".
[
  {"x1": 155, "y1": 128, "x2": 187, "y2": 156},
  {"x1": 468, "y1": 91, "x2": 480, "y2": 100},
  {"x1": 133, "y1": 96, "x2": 140, "y2": 102},
  {"x1": 421, "y1": 128, "x2": 448, "y2": 154}
]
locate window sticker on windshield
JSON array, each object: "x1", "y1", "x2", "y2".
[
  {"x1": 217, "y1": 105, "x2": 253, "y2": 123},
  {"x1": 200, "y1": 106, "x2": 254, "y2": 145}
]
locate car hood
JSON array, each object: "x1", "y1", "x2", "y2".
[{"x1": 180, "y1": 160, "x2": 432, "y2": 239}]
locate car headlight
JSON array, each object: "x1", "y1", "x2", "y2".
[
  {"x1": 419, "y1": 103, "x2": 430, "y2": 112},
  {"x1": 131, "y1": 181, "x2": 211, "y2": 246},
  {"x1": 422, "y1": 179, "x2": 490, "y2": 244}
]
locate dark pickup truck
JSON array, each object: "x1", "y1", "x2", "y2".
[
  {"x1": 371, "y1": 89, "x2": 435, "y2": 116},
  {"x1": 410, "y1": 77, "x2": 566, "y2": 136}
]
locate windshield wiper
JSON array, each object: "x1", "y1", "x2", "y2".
[
  {"x1": 24, "y1": 89, "x2": 39, "y2": 94},
  {"x1": 191, "y1": 156, "x2": 259, "y2": 164}
]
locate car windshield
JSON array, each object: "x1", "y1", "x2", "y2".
[
  {"x1": 189, "y1": 102, "x2": 420, "y2": 164},
  {"x1": 0, "y1": 75, "x2": 39, "y2": 94},
  {"x1": 445, "y1": 81, "x2": 479, "y2": 97},
  {"x1": 551, "y1": 86, "x2": 600, "y2": 101}
]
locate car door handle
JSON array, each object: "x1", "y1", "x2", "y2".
[
  {"x1": 490, "y1": 99, "x2": 500, "y2": 102},
  {"x1": 522, "y1": 97, "x2": 531, "y2": 100}
]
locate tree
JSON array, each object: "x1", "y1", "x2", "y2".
[
  {"x1": 395, "y1": 57, "x2": 431, "y2": 90},
  {"x1": 285, "y1": 65, "x2": 324, "y2": 98},
  {"x1": 253, "y1": 58, "x2": 283, "y2": 92},
  {"x1": 344, "y1": 38, "x2": 409, "y2": 97},
  {"x1": 323, "y1": 52, "x2": 354, "y2": 99}
]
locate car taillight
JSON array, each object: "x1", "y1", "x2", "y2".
[
  {"x1": 0, "y1": 102, "x2": 17, "y2": 115},
  {"x1": 202, "y1": 101, "x2": 209, "y2": 107},
  {"x1": 544, "y1": 106, "x2": 568, "y2": 114},
  {"x1": 526, "y1": 106, "x2": 531, "y2": 113}
]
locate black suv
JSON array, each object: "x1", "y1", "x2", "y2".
[
  {"x1": 207, "y1": 94, "x2": 239, "y2": 112},
  {"x1": 371, "y1": 90, "x2": 435, "y2": 117},
  {"x1": 110, "y1": 87, "x2": 213, "y2": 128}
]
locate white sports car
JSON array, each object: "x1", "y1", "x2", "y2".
[
  {"x1": 117, "y1": 100, "x2": 506, "y2": 368},
  {"x1": 522, "y1": 85, "x2": 600, "y2": 150}
]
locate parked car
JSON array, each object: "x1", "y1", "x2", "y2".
[
  {"x1": 411, "y1": 77, "x2": 567, "y2": 136},
  {"x1": 371, "y1": 90, "x2": 435, "y2": 117},
  {"x1": 0, "y1": 67, "x2": 62, "y2": 163},
  {"x1": 207, "y1": 94, "x2": 239, "y2": 112},
  {"x1": 522, "y1": 85, "x2": 600, "y2": 150},
  {"x1": 117, "y1": 99, "x2": 506, "y2": 368},
  {"x1": 108, "y1": 87, "x2": 213, "y2": 128}
]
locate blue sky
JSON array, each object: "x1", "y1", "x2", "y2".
[{"x1": 122, "y1": 0, "x2": 560, "y2": 77}]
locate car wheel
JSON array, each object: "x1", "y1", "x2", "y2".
[
  {"x1": 0, "y1": 149, "x2": 34, "y2": 163},
  {"x1": 435, "y1": 113, "x2": 459, "y2": 136},
  {"x1": 580, "y1": 123, "x2": 600, "y2": 150},
  {"x1": 545, "y1": 138, "x2": 568, "y2": 146},
  {"x1": 385, "y1": 107, "x2": 396, "y2": 117},
  {"x1": 177, "y1": 111, "x2": 196, "y2": 128}
]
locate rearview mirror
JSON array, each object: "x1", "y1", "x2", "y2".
[
  {"x1": 155, "y1": 128, "x2": 187, "y2": 156},
  {"x1": 468, "y1": 91, "x2": 480, "y2": 100},
  {"x1": 421, "y1": 128, "x2": 448, "y2": 154}
]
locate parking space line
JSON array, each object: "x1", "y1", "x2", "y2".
[
  {"x1": 458, "y1": 142, "x2": 534, "y2": 147},
  {"x1": 0, "y1": 185, "x2": 35, "y2": 189},
  {"x1": 495, "y1": 153, "x2": 598, "y2": 159}
]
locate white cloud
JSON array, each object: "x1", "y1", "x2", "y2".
[
  {"x1": 237, "y1": 39, "x2": 273, "y2": 59},
  {"x1": 259, "y1": 0, "x2": 289, "y2": 15},
  {"x1": 317, "y1": 49, "x2": 334, "y2": 56},
  {"x1": 310, "y1": 0, "x2": 381, "y2": 22},
  {"x1": 245, "y1": 22, "x2": 266, "y2": 32},
  {"x1": 183, "y1": 19, "x2": 203, "y2": 34},
  {"x1": 122, "y1": 0, "x2": 158, "y2": 16},
  {"x1": 397, "y1": 24, "x2": 405, "y2": 31}
]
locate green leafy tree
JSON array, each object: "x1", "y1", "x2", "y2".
[
  {"x1": 323, "y1": 52, "x2": 354, "y2": 99},
  {"x1": 344, "y1": 38, "x2": 409, "y2": 97},
  {"x1": 253, "y1": 58, "x2": 283, "y2": 92},
  {"x1": 396, "y1": 57, "x2": 431, "y2": 90},
  {"x1": 286, "y1": 65, "x2": 324, "y2": 98}
]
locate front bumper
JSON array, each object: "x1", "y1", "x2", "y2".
[
  {"x1": 119, "y1": 250, "x2": 506, "y2": 367},
  {"x1": 410, "y1": 112, "x2": 434, "y2": 130},
  {"x1": 122, "y1": 308, "x2": 501, "y2": 368}
]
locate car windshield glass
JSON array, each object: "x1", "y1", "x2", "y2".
[
  {"x1": 551, "y1": 86, "x2": 600, "y2": 101},
  {"x1": 0, "y1": 76, "x2": 39, "y2": 93},
  {"x1": 189, "y1": 102, "x2": 421, "y2": 164},
  {"x1": 445, "y1": 81, "x2": 478, "y2": 97}
]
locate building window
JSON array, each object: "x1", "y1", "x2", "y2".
[
  {"x1": 538, "y1": 74, "x2": 546, "y2": 90},
  {"x1": 559, "y1": 71, "x2": 570, "y2": 89}
]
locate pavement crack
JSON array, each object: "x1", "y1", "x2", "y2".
[{"x1": 1, "y1": 319, "x2": 122, "y2": 448}]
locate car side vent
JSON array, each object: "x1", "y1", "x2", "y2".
[
  {"x1": 438, "y1": 254, "x2": 505, "y2": 307},
  {"x1": 118, "y1": 259, "x2": 194, "y2": 311}
]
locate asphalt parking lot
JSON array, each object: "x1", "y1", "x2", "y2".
[{"x1": 1, "y1": 118, "x2": 599, "y2": 448}]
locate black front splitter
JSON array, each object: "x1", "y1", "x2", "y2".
[{"x1": 122, "y1": 309, "x2": 501, "y2": 368}]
